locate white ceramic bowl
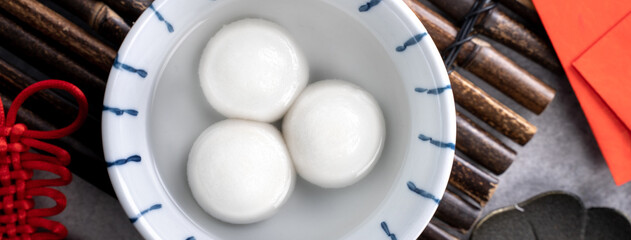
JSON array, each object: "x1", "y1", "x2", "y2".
[{"x1": 102, "y1": 0, "x2": 455, "y2": 239}]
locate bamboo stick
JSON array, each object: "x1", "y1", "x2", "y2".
[
  {"x1": 0, "y1": 13, "x2": 106, "y2": 113},
  {"x1": 0, "y1": 0, "x2": 117, "y2": 72},
  {"x1": 56, "y1": 0, "x2": 130, "y2": 45},
  {"x1": 403, "y1": 0, "x2": 555, "y2": 114},
  {"x1": 0, "y1": 93, "x2": 114, "y2": 196},
  {"x1": 495, "y1": 0, "x2": 541, "y2": 26},
  {"x1": 450, "y1": 155, "x2": 499, "y2": 205},
  {"x1": 418, "y1": 221, "x2": 459, "y2": 240},
  {"x1": 101, "y1": 0, "x2": 152, "y2": 23},
  {"x1": 427, "y1": 0, "x2": 560, "y2": 71},
  {"x1": 456, "y1": 111, "x2": 516, "y2": 175},
  {"x1": 450, "y1": 71, "x2": 535, "y2": 145},
  {"x1": 465, "y1": 44, "x2": 555, "y2": 113},
  {"x1": 435, "y1": 190, "x2": 481, "y2": 231}
]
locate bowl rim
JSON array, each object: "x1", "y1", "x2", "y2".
[{"x1": 102, "y1": 0, "x2": 455, "y2": 239}]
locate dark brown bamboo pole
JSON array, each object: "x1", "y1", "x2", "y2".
[
  {"x1": 495, "y1": 0, "x2": 541, "y2": 26},
  {"x1": 435, "y1": 190, "x2": 481, "y2": 231},
  {"x1": 0, "y1": 0, "x2": 117, "y2": 72},
  {"x1": 450, "y1": 71, "x2": 535, "y2": 145},
  {"x1": 418, "y1": 221, "x2": 459, "y2": 240},
  {"x1": 465, "y1": 44, "x2": 555, "y2": 113},
  {"x1": 0, "y1": 57, "x2": 104, "y2": 156},
  {"x1": 0, "y1": 14, "x2": 106, "y2": 112},
  {"x1": 427, "y1": 0, "x2": 560, "y2": 71},
  {"x1": 56, "y1": 0, "x2": 130, "y2": 45},
  {"x1": 403, "y1": 0, "x2": 555, "y2": 114},
  {"x1": 0, "y1": 57, "x2": 78, "y2": 125},
  {"x1": 101, "y1": 0, "x2": 152, "y2": 22},
  {"x1": 450, "y1": 155, "x2": 499, "y2": 205},
  {"x1": 456, "y1": 111, "x2": 516, "y2": 175},
  {"x1": 0, "y1": 93, "x2": 114, "y2": 196}
]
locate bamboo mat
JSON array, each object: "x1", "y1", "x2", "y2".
[{"x1": 0, "y1": 0, "x2": 566, "y2": 239}]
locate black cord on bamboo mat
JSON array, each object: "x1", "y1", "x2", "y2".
[{"x1": 442, "y1": 0, "x2": 496, "y2": 72}]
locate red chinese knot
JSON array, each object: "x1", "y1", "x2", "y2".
[{"x1": 0, "y1": 80, "x2": 88, "y2": 239}]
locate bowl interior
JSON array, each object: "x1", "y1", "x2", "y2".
[{"x1": 148, "y1": 0, "x2": 410, "y2": 239}]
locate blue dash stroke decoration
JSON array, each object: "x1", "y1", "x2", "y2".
[
  {"x1": 359, "y1": 0, "x2": 382, "y2": 12},
  {"x1": 149, "y1": 4, "x2": 174, "y2": 33},
  {"x1": 185, "y1": 237, "x2": 196, "y2": 240},
  {"x1": 107, "y1": 155, "x2": 142, "y2": 168},
  {"x1": 113, "y1": 56, "x2": 148, "y2": 78},
  {"x1": 414, "y1": 85, "x2": 452, "y2": 94},
  {"x1": 381, "y1": 221, "x2": 398, "y2": 240},
  {"x1": 418, "y1": 134, "x2": 455, "y2": 150},
  {"x1": 103, "y1": 106, "x2": 139, "y2": 116},
  {"x1": 396, "y1": 33, "x2": 428, "y2": 52},
  {"x1": 130, "y1": 204, "x2": 162, "y2": 223},
  {"x1": 407, "y1": 181, "x2": 441, "y2": 204}
]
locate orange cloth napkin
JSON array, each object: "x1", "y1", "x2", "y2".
[{"x1": 533, "y1": 0, "x2": 631, "y2": 185}]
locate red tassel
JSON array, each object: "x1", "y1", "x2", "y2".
[{"x1": 0, "y1": 80, "x2": 88, "y2": 239}]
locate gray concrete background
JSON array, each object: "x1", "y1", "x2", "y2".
[{"x1": 478, "y1": 41, "x2": 631, "y2": 222}]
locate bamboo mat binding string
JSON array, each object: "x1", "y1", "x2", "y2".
[
  {"x1": 404, "y1": 0, "x2": 556, "y2": 115},
  {"x1": 428, "y1": 0, "x2": 560, "y2": 72},
  {"x1": 443, "y1": 0, "x2": 496, "y2": 72}
]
